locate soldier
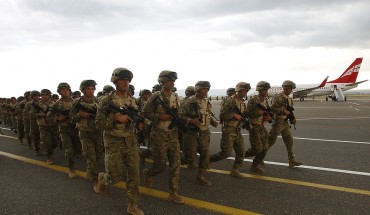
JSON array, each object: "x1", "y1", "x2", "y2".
[
  {"x1": 9, "y1": 97, "x2": 18, "y2": 133},
  {"x1": 21, "y1": 91, "x2": 33, "y2": 149},
  {"x1": 33, "y1": 89, "x2": 59, "y2": 164},
  {"x1": 102, "y1": 85, "x2": 115, "y2": 96},
  {"x1": 180, "y1": 81, "x2": 218, "y2": 185},
  {"x1": 95, "y1": 68, "x2": 144, "y2": 215},
  {"x1": 47, "y1": 83, "x2": 80, "y2": 179},
  {"x1": 26, "y1": 91, "x2": 42, "y2": 155},
  {"x1": 209, "y1": 82, "x2": 251, "y2": 178},
  {"x1": 266, "y1": 80, "x2": 303, "y2": 168},
  {"x1": 14, "y1": 96, "x2": 26, "y2": 143},
  {"x1": 244, "y1": 81, "x2": 273, "y2": 173},
  {"x1": 137, "y1": 89, "x2": 152, "y2": 147},
  {"x1": 70, "y1": 80, "x2": 102, "y2": 191},
  {"x1": 184, "y1": 86, "x2": 195, "y2": 100},
  {"x1": 179, "y1": 86, "x2": 195, "y2": 159},
  {"x1": 221, "y1": 88, "x2": 236, "y2": 107},
  {"x1": 51, "y1": 94, "x2": 59, "y2": 102},
  {"x1": 142, "y1": 70, "x2": 185, "y2": 204},
  {"x1": 151, "y1": 84, "x2": 161, "y2": 93},
  {"x1": 71, "y1": 91, "x2": 81, "y2": 99}
]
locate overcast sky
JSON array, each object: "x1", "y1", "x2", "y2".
[{"x1": 1, "y1": 0, "x2": 370, "y2": 97}]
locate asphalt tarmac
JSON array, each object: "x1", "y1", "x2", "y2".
[{"x1": 1, "y1": 99, "x2": 369, "y2": 214}]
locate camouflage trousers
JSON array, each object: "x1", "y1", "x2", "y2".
[
  {"x1": 100, "y1": 134, "x2": 140, "y2": 204},
  {"x1": 245, "y1": 124, "x2": 269, "y2": 163},
  {"x1": 16, "y1": 119, "x2": 25, "y2": 142},
  {"x1": 267, "y1": 119, "x2": 295, "y2": 160},
  {"x1": 146, "y1": 127, "x2": 181, "y2": 191},
  {"x1": 182, "y1": 129, "x2": 211, "y2": 172},
  {"x1": 39, "y1": 125, "x2": 59, "y2": 156},
  {"x1": 59, "y1": 125, "x2": 80, "y2": 168},
  {"x1": 209, "y1": 126, "x2": 245, "y2": 170},
  {"x1": 30, "y1": 122, "x2": 40, "y2": 152},
  {"x1": 79, "y1": 130, "x2": 102, "y2": 181},
  {"x1": 23, "y1": 118, "x2": 32, "y2": 146}
]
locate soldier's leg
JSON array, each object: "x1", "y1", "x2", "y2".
[
  {"x1": 268, "y1": 122, "x2": 283, "y2": 148},
  {"x1": 146, "y1": 129, "x2": 168, "y2": 176},
  {"x1": 60, "y1": 129, "x2": 77, "y2": 178},
  {"x1": 24, "y1": 119, "x2": 32, "y2": 149},
  {"x1": 209, "y1": 128, "x2": 235, "y2": 162},
  {"x1": 40, "y1": 126, "x2": 53, "y2": 162},
  {"x1": 124, "y1": 136, "x2": 140, "y2": 204},
  {"x1": 80, "y1": 131, "x2": 99, "y2": 181},
  {"x1": 281, "y1": 125, "x2": 302, "y2": 167},
  {"x1": 167, "y1": 131, "x2": 184, "y2": 204},
  {"x1": 17, "y1": 120, "x2": 25, "y2": 143},
  {"x1": 182, "y1": 130, "x2": 198, "y2": 166}
]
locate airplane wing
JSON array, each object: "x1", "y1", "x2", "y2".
[
  {"x1": 345, "y1": 80, "x2": 368, "y2": 87},
  {"x1": 292, "y1": 76, "x2": 329, "y2": 98}
]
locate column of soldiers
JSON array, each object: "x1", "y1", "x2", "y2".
[{"x1": 0, "y1": 67, "x2": 304, "y2": 215}]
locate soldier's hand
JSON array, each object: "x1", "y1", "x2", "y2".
[
  {"x1": 79, "y1": 111, "x2": 90, "y2": 118},
  {"x1": 211, "y1": 120, "x2": 219, "y2": 128},
  {"x1": 257, "y1": 110, "x2": 265, "y2": 116},
  {"x1": 114, "y1": 114, "x2": 131, "y2": 123},
  {"x1": 136, "y1": 122, "x2": 145, "y2": 131},
  {"x1": 38, "y1": 112, "x2": 46, "y2": 117},
  {"x1": 263, "y1": 114, "x2": 272, "y2": 122},
  {"x1": 291, "y1": 118, "x2": 296, "y2": 124},
  {"x1": 158, "y1": 113, "x2": 173, "y2": 121},
  {"x1": 188, "y1": 118, "x2": 202, "y2": 127},
  {"x1": 283, "y1": 109, "x2": 291, "y2": 116},
  {"x1": 56, "y1": 114, "x2": 66, "y2": 122},
  {"x1": 233, "y1": 114, "x2": 243, "y2": 121}
]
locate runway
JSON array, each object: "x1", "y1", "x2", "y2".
[{"x1": 1, "y1": 99, "x2": 369, "y2": 214}]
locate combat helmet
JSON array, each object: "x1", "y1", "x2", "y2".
[
  {"x1": 30, "y1": 90, "x2": 41, "y2": 97},
  {"x1": 57, "y1": 82, "x2": 71, "y2": 93},
  {"x1": 256, "y1": 81, "x2": 271, "y2": 91},
  {"x1": 226, "y1": 88, "x2": 236, "y2": 95},
  {"x1": 111, "y1": 67, "x2": 133, "y2": 82},
  {"x1": 158, "y1": 70, "x2": 177, "y2": 84},
  {"x1": 282, "y1": 80, "x2": 296, "y2": 89},
  {"x1": 195, "y1": 81, "x2": 211, "y2": 92},
  {"x1": 41, "y1": 89, "x2": 52, "y2": 95},
  {"x1": 17, "y1": 96, "x2": 25, "y2": 102},
  {"x1": 152, "y1": 84, "x2": 162, "y2": 93},
  {"x1": 235, "y1": 82, "x2": 251, "y2": 92},
  {"x1": 51, "y1": 94, "x2": 59, "y2": 100},
  {"x1": 79, "y1": 80, "x2": 97, "y2": 91},
  {"x1": 102, "y1": 85, "x2": 115, "y2": 94},
  {"x1": 140, "y1": 89, "x2": 152, "y2": 97},
  {"x1": 185, "y1": 86, "x2": 195, "y2": 94},
  {"x1": 24, "y1": 91, "x2": 31, "y2": 97}
]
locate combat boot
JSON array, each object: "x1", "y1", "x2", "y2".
[
  {"x1": 207, "y1": 162, "x2": 212, "y2": 170},
  {"x1": 68, "y1": 168, "x2": 78, "y2": 179},
  {"x1": 168, "y1": 190, "x2": 185, "y2": 204},
  {"x1": 96, "y1": 173, "x2": 107, "y2": 195},
  {"x1": 289, "y1": 159, "x2": 303, "y2": 168},
  {"x1": 196, "y1": 172, "x2": 211, "y2": 186},
  {"x1": 127, "y1": 203, "x2": 144, "y2": 215},
  {"x1": 250, "y1": 163, "x2": 265, "y2": 173},
  {"x1": 229, "y1": 168, "x2": 245, "y2": 178},
  {"x1": 143, "y1": 168, "x2": 153, "y2": 187},
  {"x1": 46, "y1": 156, "x2": 54, "y2": 165}
]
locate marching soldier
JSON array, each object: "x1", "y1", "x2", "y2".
[
  {"x1": 245, "y1": 81, "x2": 273, "y2": 173},
  {"x1": 70, "y1": 80, "x2": 102, "y2": 191},
  {"x1": 209, "y1": 82, "x2": 251, "y2": 178},
  {"x1": 27, "y1": 91, "x2": 41, "y2": 155},
  {"x1": 142, "y1": 70, "x2": 185, "y2": 204},
  {"x1": 180, "y1": 81, "x2": 218, "y2": 185},
  {"x1": 266, "y1": 80, "x2": 303, "y2": 168},
  {"x1": 14, "y1": 96, "x2": 25, "y2": 143},
  {"x1": 21, "y1": 91, "x2": 33, "y2": 149},
  {"x1": 95, "y1": 68, "x2": 144, "y2": 215},
  {"x1": 47, "y1": 83, "x2": 80, "y2": 179},
  {"x1": 33, "y1": 89, "x2": 59, "y2": 164}
]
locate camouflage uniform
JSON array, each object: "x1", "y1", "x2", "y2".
[
  {"x1": 142, "y1": 91, "x2": 182, "y2": 190},
  {"x1": 47, "y1": 96, "x2": 79, "y2": 174},
  {"x1": 14, "y1": 97, "x2": 26, "y2": 143},
  {"x1": 26, "y1": 92, "x2": 41, "y2": 154},
  {"x1": 209, "y1": 95, "x2": 246, "y2": 173},
  {"x1": 32, "y1": 99, "x2": 59, "y2": 161},
  {"x1": 70, "y1": 95, "x2": 101, "y2": 182},
  {"x1": 245, "y1": 95, "x2": 270, "y2": 172},
  {"x1": 180, "y1": 82, "x2": 216, "y2": 185},
  {"x1": 22, "y1": 98, "x2": 33, "y2": 148}
]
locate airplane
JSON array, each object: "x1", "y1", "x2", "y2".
[{"x1": 248, "y1": 58, "x2": 367, "y2": 101}]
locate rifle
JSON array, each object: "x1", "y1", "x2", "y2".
[
  {"x1": 31, "y1": 103, "x2": 49, "y2": 114},
  {"x1": 234, "y1": 107, "x2": 251, "y2": 130},
  {"x1": 286, "y1": 99, "x2": 296, "y2": 130},
  {"x1": 153, "y1": 96, "x2": 188, "y2": 132},
  {"x1": 256, "y1": 103, "x2": 273, "y2": 123},
  {"x1": 103, "y1": 101, "x2": 151, "y2": 133},
  {"x1": 75, "y1": 102, "x2": 97, "y2": 127}
]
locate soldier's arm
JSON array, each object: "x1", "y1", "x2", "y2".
[
  {"x1": 270, "y1": 96, "x2": 285, "y2": 115},
  {"x1": 246, "y1": 98, "x2": 259, "y2": 118},
  {"x1": 69, "y1": 100, "x2": 82, "y2": 124},
  {"x1": 95, "y1": 97, "x2": 115, "y2": 130},
  {"x1": 220, "y1": 98, "x2": 235, "y2": 122},
  {"x1": 141, "y1": 95, "x2": 159, "y2": 123}
]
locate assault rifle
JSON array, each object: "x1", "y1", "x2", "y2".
[
  {"x1": 235, "y1": 107, "x2": 251, "y2": 130},
  {"x1": 31, "y1": 103, "x2": 49, "y2": 114},
  {"x1": 75, "y1": 102, "x2": 97, "y2": 127},
  {"x1": 153, "y1": 96, "x2": 188, "y2": 132},
  {"x1": 256, "y1": 103, "x2": 273, "y2": 123},
  {"x1": 103, "y1": 101, "x2": 151, "y2": 133},
  {"x1": 286, "y1": 99, "x2": 296, "y2": 130}
]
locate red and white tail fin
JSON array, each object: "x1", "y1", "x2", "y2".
[{"x1": 328, "y1": 58, "x2": 363, "y2": 84}]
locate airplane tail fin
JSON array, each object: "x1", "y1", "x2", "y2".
[{"x1": 327, "y1": 58, "x2": 363, "y2": 84}]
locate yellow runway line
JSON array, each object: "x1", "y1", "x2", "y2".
[
  {"x1": 209, "y1": 169, "x2": 370, "y2": 196},
  {"x1": 0, "y1": 151, "x2": 260, "y2": 215}
]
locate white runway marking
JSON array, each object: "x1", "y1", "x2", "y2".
[{"x1": 298, "y1": 116, "x2": 370, "y2": 120}]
